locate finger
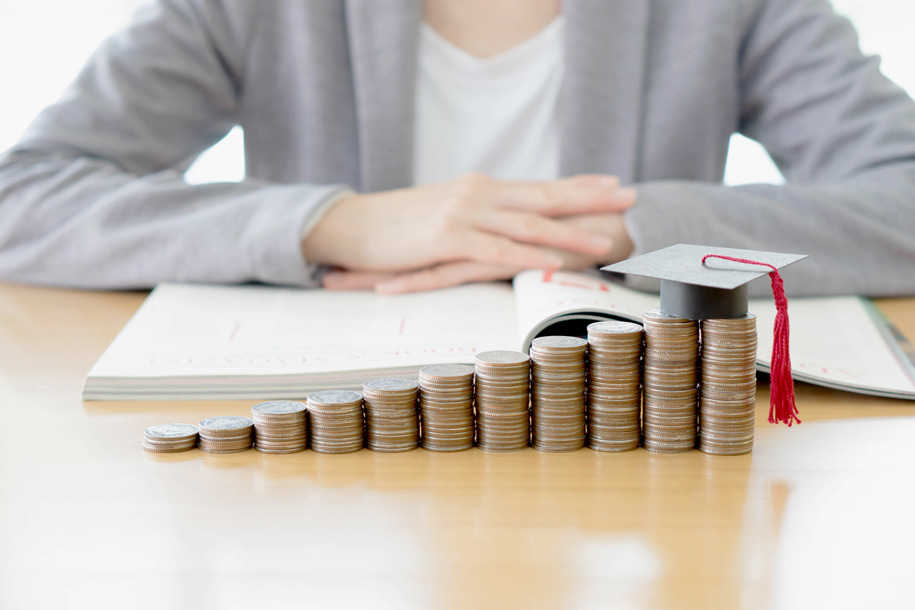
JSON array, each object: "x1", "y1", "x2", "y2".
[
  {"x1": 472, "y1": 207, "x2": 613, "y2": 256},
  {"x1": 457, "y1": 232, "x2": 563, "y2": 269},
  {"x1": 488, "y1": 175, "x2": 637, "y2": 217},
  {"x1": 322, "y1": 270, "x2": 398, "y2": 290},
  {"x1": 375, "y1": 262, "x2": 521, "y2": 295},
  {"x1": 559, "y1": 213, "x2": 634, "y2": 263}
]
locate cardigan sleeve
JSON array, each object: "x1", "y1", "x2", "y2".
[
  {"x1": 625, "y1": 0, "x2": 915, "y2": 297},
  {"x1": 0, "y1": 0, "x2": 347, "y2": 289}
]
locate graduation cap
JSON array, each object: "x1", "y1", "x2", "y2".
[
  {"x1": 602, "y1": 244, "x2": 808, "y2": 426},
  {"x1": 602, "y1": 244, "x2": 806, "y2": 320}
]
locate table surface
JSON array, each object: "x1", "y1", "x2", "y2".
[{"x1": 1, "y1": 283, "x2": 914, "y2": 610}]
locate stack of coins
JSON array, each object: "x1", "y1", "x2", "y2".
[
  {"x1": 252, "y1": 400, "x2": 307, "y2": 454},
  {"x1": 699, "y1": 314, "x2": 758, "y2": 455},
  {"x1": 641, "y1": 309, "x2": 700, "y2": 453},
  {"x1": 197, "y1": 416, "x2": 254, "y2": 453},
  {"x1": 307, "y1": 390, "x2": 365, "y2": 453},
  {"x1": 418, "y1": 364, "x2": 475, "y2": 452},
  {"x1": 530, "y1": 336, "x2": 588, "y2": 452},
  {"x1": 474, "y1": 351, "x2": 531, "y2": 452},
  {"x1": 586, "y1": 321, "x2": 644, "y2": 452},
  {"x1": 142, "y1": 423, "x2": 199, "y2": 453},
  {"x1": 363, "y1": 379, "x2": 419, "y2": 452}
]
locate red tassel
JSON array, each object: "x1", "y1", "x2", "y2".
[{"x1": 702, "y1": 254, "x2": 801, "y2": 426}]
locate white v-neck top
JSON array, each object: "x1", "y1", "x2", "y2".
[{"x1": 411, "y1": 17, "x2": 565, "y2": 185}]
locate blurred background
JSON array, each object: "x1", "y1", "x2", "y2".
[{"x1": 1, "y1": 0, "x2": 912, "y2": 187}]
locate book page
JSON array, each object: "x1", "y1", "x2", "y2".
[
  {"x1": 754, "y1": 297, "x2": 915, "y2": 397},
  {"x1": 88, "y1": 282, "x2": 518, "y2": 380},
  {"x1": 86, "y1": 273, "x2": 915, "y2": 401},
  {"x1": 512, "y1": 269, "x2": 915, "y2": 399},
  {"x1": 512, "y1": 269, "x2": 657, "y2": 348}
]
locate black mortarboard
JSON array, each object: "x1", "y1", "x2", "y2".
[{"x1": 601, "y1": 244, "x2": 807, "y2": 320}]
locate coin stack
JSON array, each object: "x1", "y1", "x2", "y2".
[
  {"x1": 363, "y1": 379, "x2": 419, "y2": 452},
  {"x1": 474, "y1": 351, "x2": 531, "y2": 452},
  {"x1": 418, "y1": 364, "x2": 475, "y2": 452},
  {"x1": 142, "y1": 423, "x2": 199, "y2": 453},
  {"x1": 586, "y1": 321, "x2": 644, "y2": 452},
  {"x1": 529, "y1": 336, "x2": 588, "y2": 452},
  {"x1": 641, "y1": 309, "x2": 700, "y2": 453},
  {"x1": 699, "y1": 314, "x2": 758, "y2": 455},
  {"x1": 307, "y1": 390, "x2": 366, "y2": 453},
  {"x1": 197, "y1": 416, "x2": 255, "y2": 453},
  {"x1": 252, "y1": 400, "x2": 307, "y2": 454}
]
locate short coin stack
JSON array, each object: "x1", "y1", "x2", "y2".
[
  {"x1": 252, "y1": 400, "x2": 307, "y2": 454},
  {"x1": 307, "y1": 390, "x2": 366, "y2": 454},
  {"x1": 474, "y1": 351, "x2": 531, "y2": 452},
  {"x1": 586, "y1": 321, "x2": 644, "y2": 452},
  {"x1": 142, "y1": 423, "x2": 199, "y2": 453},
  {"x1": 699, "y1": 314, "x2": 758, "y2": 455},
  {"x1": 641, "y1": 309, "x2": 700, "y2": 453},
  {"x1": 418, "y1": 364, "x2": 475, "y2": 452},
  {"x1": 530, "y1": 336, "x2": 587, "y2": 452},
  {"x1": 197, "y1": 416, "x2": 255, "y2": 453},
  {"x1": 363, "y1": 379, "x2": 419, "y2": 452}
]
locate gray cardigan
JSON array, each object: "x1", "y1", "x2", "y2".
[{"x1": 1, "y1": 0, "x2": 914, "y2": 296}]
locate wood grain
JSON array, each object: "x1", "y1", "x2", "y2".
[{"x1": 1, "y1": 282, "x2": 913, "y2": 609}]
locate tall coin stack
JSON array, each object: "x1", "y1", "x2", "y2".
[
  {"x1": 586, "y1": 321, "x2": 644, "y2": 452},
  {"x1": 641, "y1": 309, "x2": 700, "y2": 453},
  {"x1": 699, "y1": 314, "x2": 758, "y2": 455},
  {"x1": 252, "y1": 400, "x2": 307, "y2": 454},
  {"x1": 142, "y1": 423, "x2": 199, "y2": 453},
  {"x1": 474, "y1": 351, "x2": 531, "y2": 452},
  {"x1": 307, "y1": 390, "x2": 365, "y2": 454},
  {"x1": 530, "y1": 336, "x2": 588, "y2": 452},
  {"x1": 197, "y1": 416, "x2": 255, "y2": 453},
  {"x1": 418, "y1": 364, "x2": 475, "y2": 452},
  {"x1": 363, "y1": 379, "x2": 419, "y2": 452}
]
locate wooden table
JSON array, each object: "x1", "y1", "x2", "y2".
[{"x1": 1, "y1": 283, "x2": 913, "y2": 610}]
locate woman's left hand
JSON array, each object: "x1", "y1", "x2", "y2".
[{"x1": 322, "y1": 212, "x2": 634, "y2": 293}]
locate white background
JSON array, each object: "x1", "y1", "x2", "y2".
[{"x1": 0, "y1": 0, "x2": 912, "y2": 186}]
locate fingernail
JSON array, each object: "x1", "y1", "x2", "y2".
[
  {"x1": 322, "y1": 272, "x2": 343, "y2": 286},
  {"x1": 599, "y1": 175, "x2": 619, "y2": 187},
  {"x1": 376, "y1": 281, "x2": 409, "y2": 295},
  {"x1": 589, "y1": 234, "x2": 613, "y2": 251},
  {"x1": 544, "y1": 255, "x2": 563, "y2": 268},
  {"x1": 614, "y1": 187, "x2": 637, "y2": 203}
]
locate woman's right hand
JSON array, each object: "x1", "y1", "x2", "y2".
[{"x1": 301, "y1": 173, "x2": 636, "y2": 274}]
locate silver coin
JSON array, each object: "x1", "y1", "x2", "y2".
[
  {"x1": 142, "y1": 441, "x2": 197, "y2": 453},
  {"x1": 198, "y1": 416, "x2": 254, "y2": 431},
  {"x1": 588, "y1": 320, "x2": 643, "y2": 334},
  {"x1": 308, "y1": 390, "x2": 363, "y2": 405},
  {"x1": 363, "y1": 378, "x2": 417, "y2": 392},
  {"x1": 419, "y1": 364, "x2": 474, "y2": 379},
  {"x1": 252, "y1": 400, "x2": 307, "y2": 415},
  {"x1": 531, "y1": 335, "x2": 588, "y2": 349},
  {"x1": 475, "y1": 351, "x2": 530, "y2": 365},
  {"x1": 144, "y1": 423, "x2": 199, "y2": 439}
]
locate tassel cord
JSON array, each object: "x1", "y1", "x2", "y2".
[{"x1": 701, "y1": 254, "x2": 801, "y2": 426}]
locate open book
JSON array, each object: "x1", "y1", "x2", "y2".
[{"x1": 83, "y1": 269, "x2": 915, "y2": 401}]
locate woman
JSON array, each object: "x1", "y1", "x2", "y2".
[{"x1": 0, "y1": 0, "x2": 913, "y2": 296}]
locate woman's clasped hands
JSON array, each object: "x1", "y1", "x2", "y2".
[{"x1": 301, "y1": 173, "x2": 636, "y2": 293}]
